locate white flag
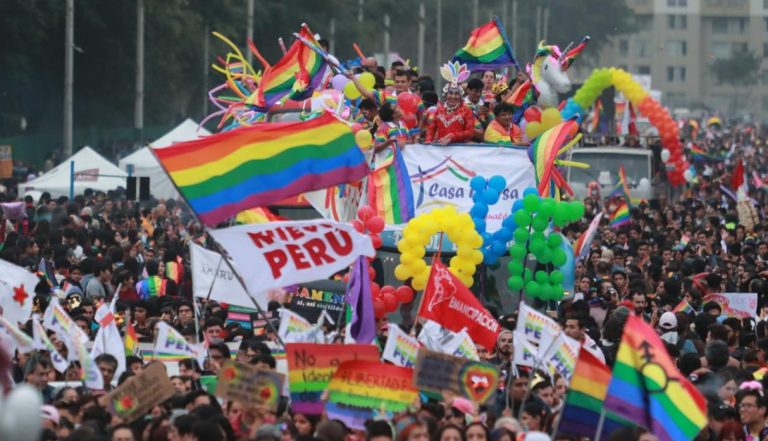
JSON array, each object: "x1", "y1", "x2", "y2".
[
  {"x1": 512, "y1": 330, "x2": 538, "y2": 368},
  {"x1": 43, "y1": 301, "x2": 88, "y2": 362},
  {"x1": 541, "y1": 333, "x2": 580, "y2": 380},
  {"x1": 418, "y1": 320, "x2": 479, "y2": 360},
  {"x1": 189, "y1": 243, "x2": 262, "y2": 309},
  {"x1": 0, "y1": 314, "x2": 34, "y2": 354},
  {"x1": 90, "y1": 297, "x2": 126, "y2": 380},
  {"x1": 209, "y1": 220, "x2": 375, "y2": 292},
  {"x1": 279, "y1": 309, "x2": 326, "y2": 344},
  {"x1": 154, "y1": 321, "x2": 205, "y2": 366},
  {"x1": 32, "y1": 319, "x2": 68, "y2": 373},
  {"x1": 72, "y1": 328, "x2": 103, "y2": 390},
  {"x1": 515, "y1": 302, "x2": 561, "y2": 344},
  {"x1": 382, "y1": 324, "x2": 420, "y2": 367},
  {"x1": 0, "y1": 258, "x2": 41, "y2": 324},
  {"x1": 443, "y1": 328, "x2": 480, "y2": 361}
]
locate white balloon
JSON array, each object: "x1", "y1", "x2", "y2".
[
  {"x1": 0, "y1": 385, "x2": 42, "y2": 441},
  {"x1": 683, "y1": 170, "x2": 694, "y2": 182},
  {"x1": 660, "y1": 149, "x2": 671, "y2": 162}
]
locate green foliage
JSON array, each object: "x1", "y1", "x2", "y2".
[{"x1": 710, "y1": 50, "x2": 760, "y2": 87}]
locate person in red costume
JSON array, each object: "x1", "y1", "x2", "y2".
[{"x1": 425, "y1": 61, "x2": 476, "y2": 145}]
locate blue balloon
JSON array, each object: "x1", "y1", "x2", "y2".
[
  {"x1": 558, "y1": 233, "x2": 576, "y2": 293},
  {"x1": 470, "y1": 175, "x2": 487, "y2": 192},
  {"x1": 512, "y1": 199, "x2": 525, "y2": 212},
  {"x1": 502, "y1": 215, "x2": 517, "y2": 230},
  {"x1": 488, "y1": 175, "x2": 507, "y2": 193},
  {"x1": 497, "y1": 227, "x2": 513, "y2": 242},
  {"x1": 470, "y1": 203, "x2": 489, "y2": 219},
  {"x1": 523, "y1": 187, "x2": 539, "y2": 197},
  {"x1": 472, "y1": 191, "x2": 484, "y2": 203},
  {"x1": 490, "y1": 241, "x2": 506, "y2": 256},
  {"x1": 485, "y1": 253, "x2": 499, "y2": 266},
  {"x1": 482, "y1": 189, "x2": 500, "y2": 205},
  {"x1": 473, "y1": 218, "x2": 486, "y2": 233},
  {"x1": 482, "y1": 232, "x2": 493, "y2": 246}
]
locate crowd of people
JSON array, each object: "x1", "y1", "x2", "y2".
[{"x1": 2, "y1": 33, "x2": 768, "y2": 441}]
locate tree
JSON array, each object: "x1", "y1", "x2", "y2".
[{"x1": 710, "y1": 50, "x2": 760, "y2": 87}]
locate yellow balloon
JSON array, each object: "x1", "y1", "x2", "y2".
[
  {"x1": 359, "y1": 72, "x2": 376, "y2": 89},
  {"x1": 354, "y1": 130, "x2": 373, "y2": 150},
  {"x1": 344, "y1": 81, "x2": 361, "y2": 100},
  {"x1": 394, "y1": 264, "x2": 410, "y2": 280},
  {"x1": 541, "y1": 108, "x2": 563, "y2": 130},
  {"x1": 525, "y1": 121, "x2": 542, "y2": 140}
]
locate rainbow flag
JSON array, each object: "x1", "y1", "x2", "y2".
[
  {"x1": 690, "y1": 144, "x2": 723, "y2": 163},
  {"x1": 558, "y1": 349, "x2": 629, "y2": 439},
  {"x1": 137, "y1": 275, "x2": 167, "y2": 299},
  {"x1": 604, "y1": 315, "x2": 708, "y2": 441},
  {"x1": 124, "y1": 320, "x2": 140, "y2": 357},
  {"x1": 248, "y1": 25, "x2": 327, "y2": 111},
  {"x1": 527, "y1": 119, "x2": 581, "y2": 199},
  {"x1": 673, "y1": 300, "x2": 695, "y2": 315},
  {"x1": 165, "y1": 257, "x2": 183, "y2": 284},
  {"x1": 610, "y1": 202, "x2": 630, "y2": 229},
  {"x1": 483, "y1": 119, "x2": 512, "y2": 145},
  {"x1": 235, "y1": 207, "x2": 286, "y2": 224},
  {"x1": 451, "y1": 17, "x2": 518, "y2": 71},
  {"x1": 155, "y1": 113, "x2": 369, "y2": 226},
  {"x1": 368, "y1": 146, "x2": 415, "y2": 225},
  {"x1": 610, "y1": 166, "x2": 634, "y2": 206},
  {"x1": 574, "y1": 212, "x2": 603, "y2": 260}
]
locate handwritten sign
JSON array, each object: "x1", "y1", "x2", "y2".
[
  {"x1": 703, "y1": 293, "x2": 758, "y2": 318},
  {"x1": 327, "y1": 360, "x2": 418, "y2": 430},
  {"x1": 286, "y1": 343, "x2": 380, "y2": 414},
  {"x1": 99, "y1": 363, "x2": 175, "y2": 422},
  {"x1": 215, "y1": 360, "x2": 285, "y2": 411},
  {"x1": 413, "y1": 348, "x2": 499, "y2": 404}
]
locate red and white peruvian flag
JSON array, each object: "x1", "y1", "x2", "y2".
[{"x1": 0, "y1": 259, "x2": 41, "y2": 325}]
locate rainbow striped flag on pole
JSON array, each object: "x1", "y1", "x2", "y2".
[
  {"x1": 604, "y1": 315, "x2": 708, "y2": 441},
  {"x1": 610, "y1": 202, "x2": 630, "y2": 229},
  {"x1": 451, "y1": 17, "x2": 519, "y2": 71},
  {"x1": 367, "y1": 146, "x2": 415, "y2": 225},
  {"x1": 672, "y1": 299, "x2": 696, "y2": 315},
  {"x1": 155, "y1": 113, "x2": 369, "y2": 226}
]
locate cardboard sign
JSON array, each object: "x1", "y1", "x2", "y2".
[
  {"x1": 413, "y1": 348, "x2": 499, "y2": 404},
  {"x1": 215, "y1": 360, "x2": 285, "y2": 411},
  {"x1": 0, "y1": 145, "x2": 12, "y2": 179},
  {"x1": 286, "y1": 343, "x2": 380, "y2": 414},
  {"x1": 100, "y1": 362, "x2": 175, "y2": 422},
  {"x1": 327, "y1": 360, "x2": 418, "y2": 430},
  {"x1": 703, "y1": 293, "x2": 758, "y2": 318}
]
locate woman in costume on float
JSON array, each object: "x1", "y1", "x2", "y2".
[{"x1": 424, "y1": 62, "x2": 476, "y2": 146}]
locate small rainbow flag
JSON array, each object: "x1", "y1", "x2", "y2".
[
  {"x1": 248, "y1": 25, "x2": 327, "y2": 111},
  {"x1": 137, "y1": 275, "x2": 167, "y2": 299},
  {"x1": 165, "y1": 257, "x2": 183, "y2": 285},
  {"x1": 155, "y1": 113, "x2": 369, "y2": 226},
  {"x1": 610, "y1": 202, "x2": 630, "y2": 229},
  {"x1": 574, "y1": 212, "x2": 604, "y2": 260},
  {"x1": 690, "y1": 144, "x2": 723, "y2": 163},
  {"x1": 673, "y1": 300, "x2": 695, "y2": 315},
  {"x1": 558, "y1": 348, "x2": 629, "y2": 439},
  {"x1": 610, "y1": 165, "x2": 631, "y2": 202},
  {"x1": 368, "y1": 146, "x2": 415, "y2": 225},
  {"x1": 124, "y1": 320, "x2": 140, "y2": 357},
  {"x1": 604, "y1": 315, "x2": 707, "y2": 441},
  {"x1": 451, "y1": 17, "x2": 519, "y2": 71}
]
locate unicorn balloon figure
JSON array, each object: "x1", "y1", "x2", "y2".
[{"x1": 508, "y1": 37, "x2": 590, "y2": 116}]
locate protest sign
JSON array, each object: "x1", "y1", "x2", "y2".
[
  {"x1": 100, "y1": 363, "x2": 175, "y2": 422},
  {"x1": 327, "y1": 360, "x2": 418, "y2": 430},
  {"x1": 516, "y1": 302, "x2": 561, "y2": 344},
  {"x1": 413, "y1": 348, "x2": 499, "y2": 404},
  {"x1": 289, "y1": 282, "x2": 345, "y2": 323},
  {"x1": 703, "y1": 293, "x2": 758, "y2": 318},
  {"x1": 286, "y1": 343, "x2": 380, "y2": 414},
  {"x1": 513, "y1": 330, "x2": 538, "y2": 368},
  {"x1": 215, "y1": 360, "x2": 285, "y2": 411},
  {"x1": 382, "y1": 324, "x2": 420, "y2": 367},
  {"x1": 210, "y1": 220, "x2": 375, "y2": 292},
  {"x1": 541, "y1": 333, "x2": 580, "y2": 380}
]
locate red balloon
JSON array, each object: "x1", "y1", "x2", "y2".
[
  {"x1": 373, "y1": 299, "x2": 386, "y2": 318},
  {"x1": 351, "y1": 219, "x2": 365, "y2": 233},
  {"x1": 395, "y1": 285, "x2": 414, "y2": 303},
  {"x1": 370, "y1": 234, "x2": 383, "y2": 249},
  {"x1": 397, "y1": 92, "x2": 418, "y2": 115},
  {"x1": 357, "y1": 205, "x2": 375, "y2": 221},
  {"x1": 524, "y1": 107, "x2": 542, "y2": 123},
  {"x1": 370, "y1": 282, "x2": 381, "y2": 298},
  {"x1": 382, "y1": 292, "x2": 398, "y2": 312},
  {"x1": 381, "y1": 285, "x2": 395, "y2": 295},
  {"x1": 350, "y1": 123, "x2": 363, "y2": 134},
  {"x1": 366, "y1": 216, "x2": 385, "y2": 234},
  {"x1": 368, "y1": 266, "x2": 376, "y2": 280}
]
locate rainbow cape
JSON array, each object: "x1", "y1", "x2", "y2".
[
  {"x1": 604, "y1": 315, "x2": 707, "y2": 441},
  {"x1": 155, "y1": 113, "x2": 369, "y2": 226},
  {"x1": 483, "y1": 119, "x2": 512, "y2": 145},
  {"x1": 247, "y1": 24, "x2": 327, "y2": 111},
  {"x1": 137, "y1": 275, "x2": 167, "y2": 299},
  {"x1": 235, "y1": 207, "x2": 286, "y2": 224},
  {"x1": 451, "y1": 17, "x2": 519, "y2": 71},
  {"x1": 558, "y1": 349, "x2": 629, "y2": 439},
  {"x1": 610, "y1": 202, "x2": 630, "y2": 229},
  {"x1": 368, "y1": 146, "x2": 415, "y2": 225}
]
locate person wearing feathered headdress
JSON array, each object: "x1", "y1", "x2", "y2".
[{"x1": 424, "y1": 61, "x2": 476, "y2": 145}]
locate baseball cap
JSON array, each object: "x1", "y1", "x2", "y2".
[
  {"x1": 659, "y1": 312, "x2": 678, "y2": 331},
  {"x1": 41, "y1": 405, "x2": 60, "y2": 426}
]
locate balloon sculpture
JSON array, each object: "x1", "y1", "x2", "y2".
[
  {"x1": 469, "y1": 175, "x2": 514, "y2": 266},
  {"x1": 560, "y1": 67, "x2": 689, "y2": 186},
  {"x1": 527, "y1": 119, "x2": 589, "y2": 200},
  {"x1": 395, "y1": 207, "x2": 484, "y2": 291},
  {"x1": 506, "y1": 189, "x2": 584, "y2": 301}
]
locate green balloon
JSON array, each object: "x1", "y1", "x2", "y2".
[
  {"x1": 529, "y1": 239, "x2": 545, "y2": 256},
  {"x1": 539, "y1": 199, "x2": 555, "y2": 218},
  {"x1": 510, "y1": 245, "x2": 527, "y2": 260},
  {"x1": 507, "y1": 260, "x2": 524, "y2": 276},
  {"x1": 553, "y1": 212, "x2": 568, "y2": 228},
  {"x1": 553, "y1": 284, "x2": 565, "y2": 300},
  {"x1": 535, "y1": 270, "x2": 548, "y2": 284},
  {"x1": 549, "y1": 270, "x2": 564, "y2": 284},
  {"x1": 571, "y1": 201, "x2": 586, "y2": 220},
  {"x1": 523, "y1": 194, "x2": 540, "y2": 212},
  {"x1": 514, "y1": 227, "x2": 530, "y2": 244},
  {"x1": 507, "y1": 276, "x2": 524, "y2": 291},
  {"x1": 547, "y1": 234, "x2": 563, "y2": 248},
  {"x1": 524, "y1": 268, "x2": 533, "y2": 283},
  {"x1": 537, "y1": 246, "x2": 552, "y2": 264},
  {"x1": 552, "y1": 249, "x2": 567, "y2": 267},
  {"x1": 540, "y1": 283, "x2": 554, "y2": 301},
  {"x1": 514, "y1": 209, "x2": 531, "y2": 227},
  {"x1": 532, "y1": 216, "x2": 549, "y2": 232},
  {"x1": 553, "y1": 203, "x2": 569, "y2": 222},
  {"x1": 524, "y1": 281, "x2": 541, "y2": 298},
  {"x1": 531, "y1": 231, "x2": 546, "y2": 243}
]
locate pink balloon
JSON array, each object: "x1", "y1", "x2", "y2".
[
  {"x1": 524, "y1": 107, "x2": 542, "y2": 123},
  {"x1": 331, "y1": 74, "x2": 349, "y2": 91}
]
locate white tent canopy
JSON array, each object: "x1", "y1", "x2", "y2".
[
  {"x1": 22, "y1": 146, "x2": 127, "y2": 199},
  {"x1": 118, "y1": 119, "x2": 210, "y2": 200}
]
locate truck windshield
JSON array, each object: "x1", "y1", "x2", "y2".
[{"x1": 569, "y1": 151, "x2": 649, "y2": 187}]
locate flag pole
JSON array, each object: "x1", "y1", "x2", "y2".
[
  {"x1": 593, "y1": 408, "x2": 607, "y2": 441},
  {"x1": 516, "y1": 331, "x2": 561, "y2": 420}
]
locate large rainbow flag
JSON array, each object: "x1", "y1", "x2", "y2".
[
  {"x1": 451, "y1": 17, "x2": 519, "y2": 71},
  {"x1": 610, "y1": 202, "x2": 630, "y2": 229},
  {"x1": 558, "y1": 349, "x2": 629, "y2": 439},
  {"x1": 604, "y1": 315, "x2": 707, "y2": 441},
  {"x1": 247, "y1": 24, "x2": 327, "y2": 111},
  {"x1": 368, "y1": 146, "x2": 415, "y2": 225},
  {"x1": 155, "y1": 113, "x2": 369, "y2": 226}
]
